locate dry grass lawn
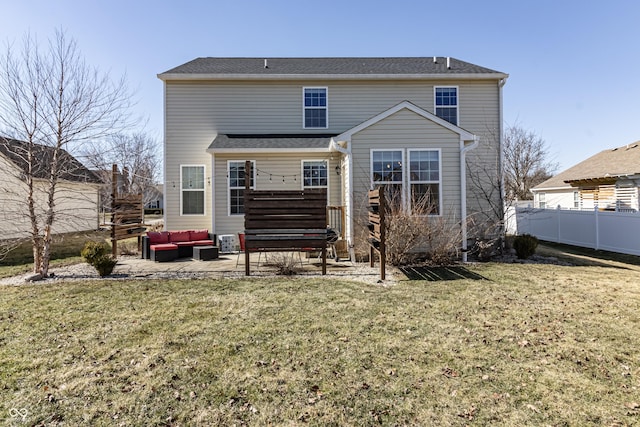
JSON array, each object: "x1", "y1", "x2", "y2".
[{"x1": 1, "y1": 254, "x2": 640, "y2": 425}]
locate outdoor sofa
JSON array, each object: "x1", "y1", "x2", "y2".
[{"x1": 142, "y1": 230, "x2": 217, "y2": 262}]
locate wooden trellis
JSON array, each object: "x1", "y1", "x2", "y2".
[
  {"x1": 110, "y1": 164, "x2": 146, "y2": 256},
  {"x1": 368, "y1": 187, "x2": 386, "y2": 280}
]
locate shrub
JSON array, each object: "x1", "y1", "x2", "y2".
[
  {"x1": 92, "y1": 256, "x2": 118, "y2": 277},
  {"x1": 81, "y1": 241, "x2": 109, "y2": 264},
  {"x1": 266, "y1": 252, "x2": 301, "y2": 275},
  {"x1": 81, "y1": 241, "x2": 117, "y2": 277},
  {"x1": 513, "y1": 234, "x2": 538, "y2": 259},
  {"x1": 383, "y1": 194, "x2": 460, "y2": 266}
]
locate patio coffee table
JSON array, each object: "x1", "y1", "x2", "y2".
[{"x1": 193, "y1": 245, "x2": 219, "y2": 261}]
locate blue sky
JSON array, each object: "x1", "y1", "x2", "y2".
[{"x1": 2, "y1": 0, "x2": 639, "y2": 171}]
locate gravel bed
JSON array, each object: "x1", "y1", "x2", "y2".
[{"x1": 0, "y1": 260, "x2": 398, "y2": 286}]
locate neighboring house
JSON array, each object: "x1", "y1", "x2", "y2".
[
  {"x1": 531, "y1": 142, "x2": 640, "y2": 211},
  {"x1": 0, "y1": 137, "x2": 101, "y2": 239},
  {"x1": 145, "y1": 184, "x2": 164, "y2": 211},
  {"x1": 157, "y1": 57, "x2": 508, "y2": 257}
]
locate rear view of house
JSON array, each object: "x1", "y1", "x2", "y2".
[{"x1": 158, "y1": 57, "x2": 508, "y2": 259}]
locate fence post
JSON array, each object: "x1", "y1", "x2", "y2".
[
  {"x1": 594, "y1": 206, "x2": 600, "y2": 251},
  {"x1": 556, "y1": 205, "x2": 561, "y2": 243}
]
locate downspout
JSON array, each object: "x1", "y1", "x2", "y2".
[
  {"x1": 460, "y1": 135, "x2": 480, "y2": 263},
  {"x1": 330, "y1": 138, "x2": 353, "y2": 253},
  {"x1": 498, "y1": 77, "x2": 507, "y2": 241}
]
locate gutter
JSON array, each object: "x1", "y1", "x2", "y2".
[
  {"x1": 460, "y1": 135, "x2": 480, "y2": 263},
  {"x1": 157, "y1": 72, "x2": 510, "y2": 82}
]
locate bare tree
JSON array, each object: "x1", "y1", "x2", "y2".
[
  {"x1": 81, "y1": 132, "x2": 161, "y2": 214},
  {"x1": 0, "y1": 29, "x2": 134, "y2": 277},
  {"x1": 503, "y1": 124, "x2": 558, "y2": 202},
  {"x1": 465, "y1": 123, "x2": 558, "y2": 259}
]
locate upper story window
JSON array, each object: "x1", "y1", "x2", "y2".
[
  {"x1": 435, "y1": 86, "x2": 458, "y2": 125},
  {"x1": 303, "y1": 87, "x2": 328, "y2": 128},
  {"x1": 228, "y1": 160, "x2": 255, "y2": 215},
  {"x1": 302, "y1": 160, "x2": 328, "y2": 189},
  {"x1": 181, "y1": 165, "x2": 205, "y2": 215}
]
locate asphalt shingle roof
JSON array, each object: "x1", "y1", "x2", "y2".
[
  {"x1": 534, "y1": 142, "x2": 640, "y2": 189},
  {"x1": 209, "y1": 134, "x2": 335, "y2": 151},
  {"x1": 160, "y1": 57, "x2": 506, "y2": 77},
  {"x1": 0, "y1": 137, "x2": 100, "y2": 184}
]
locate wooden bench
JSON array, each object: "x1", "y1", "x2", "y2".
[{"x1": 243, "y1": 188, "x2": 328, "y2": 275}]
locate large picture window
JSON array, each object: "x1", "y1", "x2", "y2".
[
  {"x1": 302, "y1": 160, "x2": 328, "y2": 189},
  {"x1": 181, "y1": 165, "x2": 205, "y2": 215},
  {"x1": 228, "y1": 161, "x2": 255, "y2": 215},
  {"x1": 409, "y1": 149, "x2": 441, "y2": 215},
  {"x1": 435, "y1": 86, "x2": 458, "y2": 125},
  {"x1": 371, "y1": 149, "x2": 441, "y2": 215},
  {"x1": 303, "y1": 87, "x2": 328, "y2": 128}
]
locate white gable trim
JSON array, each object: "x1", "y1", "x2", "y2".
[{"x1": 331, "y1": 100, "x2": 477, "y2": 143}]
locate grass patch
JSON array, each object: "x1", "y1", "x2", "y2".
[
  {"x1": 2, "y1": 262, "x2": 640, "y2": 425},
  {"x1": 538, "y1": 241, "x2": 640, "y2": 267},
  {"x1": 0, "y1": 230, "x2": 111, "y2": 278}
]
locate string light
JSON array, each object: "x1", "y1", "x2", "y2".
[{"x1": 239, "y1": 155, "x2": 337, "y2": 185}]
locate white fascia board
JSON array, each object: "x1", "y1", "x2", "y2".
[
  {"x1": 531, "y1": 185, "x2": 573, "y2": 192},
  {"x1": 334, "y1": 100, "x2": 476, "y2": 143},
  {"x1": 158, "y1": 73, "x2": 509, "y2": 82}
]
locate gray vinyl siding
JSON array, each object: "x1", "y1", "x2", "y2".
[
  {"x1": 163, "y1": 78, "x2": 501, "y2": 233},
  {"x1": 212, "y1": 153, "x2": 341, "y2": 237},
  {"x1": 164, "y1": 80, "x2": 499, "y2": 135},
  {"x1": 350, "y1": 108, "x2": 462, "y2": 219}
]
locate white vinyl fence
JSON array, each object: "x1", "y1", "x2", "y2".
[{"x1": 505, "y1": 206, "x2": 640, "y2": 256}]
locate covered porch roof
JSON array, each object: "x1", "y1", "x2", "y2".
[{"x1": 207, "y1": 134, "x2": 337, "y2": 153}]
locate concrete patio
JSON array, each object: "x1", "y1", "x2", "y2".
[{"x1": 112, "y1": 251, "x2": 390, "y2": 282}]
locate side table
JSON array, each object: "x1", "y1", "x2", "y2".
[{"x1": 193, "y1": 245, "x2": 219, "y2": 261}]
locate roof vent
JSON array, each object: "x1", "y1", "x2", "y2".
[
  {"x1": 433, "y1": 56, "x2": 437, "y2": 63},
  {"x1": 264, "y1": 59, "x2": 268, "y2": 69},
  {"x1": 446, "y1": 57, "x2": 451, "y2": 69}
]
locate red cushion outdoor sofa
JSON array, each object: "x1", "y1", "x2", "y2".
[{"x1": 142, "y1": 230, "x2": 217, "y2": 262}]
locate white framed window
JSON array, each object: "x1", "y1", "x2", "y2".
[
  {"x1": 371, "y1": 149, "x2": 442, "y2": 216},
  {"x1": 228, "y1": 160, "x2": 255, "y2": 215},
  {"x1": 303, "y1": 87, "x2": 328, "y2": 128},
  {"x1": 371, "y1": 149, "x2": 404, "y2": 205},
  {"x1": 573, "y1": 191, "x2": 580, "y2": 209},
  {"x1": 434, "y1": 86, "x2": 458, "y2": 125},
  {"x1": 539, "y1": 192, "x2": 546, "y2": 209},
  {"x1": 181, "y1": 165, "x2": 205, "y2": 215},
  {"x1": 408, "y1": 149, "x2": 441, "y2": 215},
  {"x1": 302, "y1": 160, "x2": 328, "y2": 189}
]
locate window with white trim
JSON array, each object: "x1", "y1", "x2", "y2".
[
  {"x1": 408, "y1": 149, "x2": 441, "y2": 215},
  {"x1": 228, "y1": 161, "x2": 255, "y2": 215},
  {"x1": 302, "y1": 160, "x2": 328, "y2": 189},
  {"x1": 303, "y1": 87, "x2": 328, "y2": 128},
  {"x1": 573, "y1": 191, "x2": 580, "y2": 209},
  {"x1": 435, "y1": 86, "x2": 458, "y2": 125},
  {"x1": 539, "y1": 192, "x2": 546, "y2": 209},
  {"x1": 371, "y1": 150, "x2": 404, "y2": 204},
  {"x1": 181, "y1": 165, "x2": 205, "y2": 215}
]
